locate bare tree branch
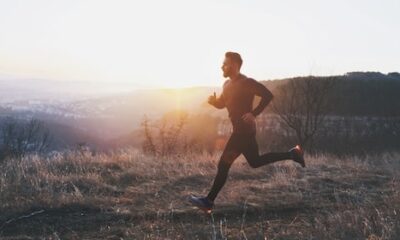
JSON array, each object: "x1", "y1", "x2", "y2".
[{"x1": 272, "y1": 77, "x2": 337, "y2": 151}]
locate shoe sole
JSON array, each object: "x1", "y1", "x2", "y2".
[
  {"x1": 296, "y1": 150, "x2": 306, "y2": 168},
  {"x1": 188, "y1": 198, "x2": 213, "y2": 214},
  {"x1": 198, "y1": 207, "x2": 213, "y2": 214},
  {"x1": 291, "y1": 147, "x2": 306, "y2": 168}
]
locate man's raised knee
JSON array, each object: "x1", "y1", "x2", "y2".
[
  {"x1": 245, "y1": 156, "x2": 263, "y2": 168},
  {"x1": 247, "y1": 160, "x2": 260, "y2": 168}
]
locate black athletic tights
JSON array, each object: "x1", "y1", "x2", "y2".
[{"x1": 207, "y1": 132, "x2": 293, "y2": 201}]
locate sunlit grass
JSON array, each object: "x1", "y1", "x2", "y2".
[{"x1": 0, "y1": 150, "x2": 399, "y2": 239}]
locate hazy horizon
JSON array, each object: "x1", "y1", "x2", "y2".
[{"x1": 1, "y1": 70, "x2": 399, "y2": 103}]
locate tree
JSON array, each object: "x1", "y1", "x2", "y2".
[
  {"x1": 0, "y1": 118, "x2": 51, "y2": 161},
  {"x1": 272, "y1": 76, "x2": 336, "y2": 151},
  {"x1": 141, "y1": 111, "x2": 188, "y2": 157},
  {"x1": 140, "y1": 111, "x2": 220, "y2": 156},
  {"x1": 141, "y1": 115, "x2": 157, "y2": 156}
]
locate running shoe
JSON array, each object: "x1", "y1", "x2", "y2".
[
  {"x1": 289, "y1": 145, "x2": 306, "y2": 167},
  {"x1": 188, "y1": 195, "x2": 213, "y2": 213}
]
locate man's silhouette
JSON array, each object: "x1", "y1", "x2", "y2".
[{"x1": 189, "y1": 52, "x2": 305, "y2": 213}]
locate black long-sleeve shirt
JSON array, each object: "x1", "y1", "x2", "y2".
[{"x1": 212, "y1": 74, "x2": 273, "y2": 134}]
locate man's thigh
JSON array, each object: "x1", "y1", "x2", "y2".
[
  {"x1": 241, "y1": 134, "x2": 260, "y2": 166},
  {"x1": 218, "y1": 134, "x2": 242, "y2": 168}
]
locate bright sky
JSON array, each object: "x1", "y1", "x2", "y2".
[{"x1": 0, "y1": 0, "x2": 399, "y2": 89}]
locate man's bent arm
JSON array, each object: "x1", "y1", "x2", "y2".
[
  {"x1": 213, "y1": 94, "x2": 225, "y2": 109},
  {"x1": 249, "y1": 79, "x2": 273, "y2": 117}
]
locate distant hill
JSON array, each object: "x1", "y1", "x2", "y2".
[{"x1": 260, "y1": 71, "x2": 400, "y2": 116}]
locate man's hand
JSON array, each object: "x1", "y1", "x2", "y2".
[
  {"x1": 208, "y1": 92, "x2": 217, "y2": 106},
  {"x1": 241, "y1": 112, "x2": 255, "y2": 124}
]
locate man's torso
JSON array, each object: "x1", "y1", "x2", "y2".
[{"x1": 222, "y1": 74, "x2": 257, "y2": 134}]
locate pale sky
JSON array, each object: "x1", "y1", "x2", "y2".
[{"x1": 0, "y1": 0, "x2": 399, "y2": 89}]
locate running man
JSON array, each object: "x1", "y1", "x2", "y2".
[{"x1": 189, "y1": 52, "x2": 305, "y2": 213}]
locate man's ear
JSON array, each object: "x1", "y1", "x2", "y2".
[{"x1": 235, "y1": 63, "x2": 241, "y2": 72}]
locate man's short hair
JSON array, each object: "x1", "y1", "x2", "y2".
[{"x1": 225, "y1": 52, "x2": 243, "y2": 68}]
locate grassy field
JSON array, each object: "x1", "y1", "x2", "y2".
[{"x1": 0, "y1": 149, "x2": 399, "y2": 239}]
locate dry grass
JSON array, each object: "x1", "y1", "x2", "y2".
[{"x1": 0, "y1": 149, "x2": 399, "y2": 239}]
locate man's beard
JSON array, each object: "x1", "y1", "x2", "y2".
[{"x1": 223, "y1": 70, "x2": 230, "y2": 78}]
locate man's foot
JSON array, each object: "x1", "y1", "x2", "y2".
[
  {"x1": 188, "y1": 195, "x2": 213, "y2": 214},
  {"x1": 289, "y1": 145, "x2": 306, "y2": 167}
]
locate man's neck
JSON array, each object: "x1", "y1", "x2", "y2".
[{"x1": 229, "y1": 72, "x2": 241, "y2": 81}]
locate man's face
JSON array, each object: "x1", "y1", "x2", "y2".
[{"x1": 221, "y1": 57, "x2": 238, "y2": 78}]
